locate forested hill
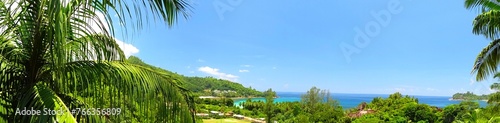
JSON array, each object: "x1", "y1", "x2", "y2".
[
  {"x1": 127, "y1": 56, "x2": 264, "y2": 97},
  {"x1": 452, "y1": 91, "x2": 489, "y2": 101}
]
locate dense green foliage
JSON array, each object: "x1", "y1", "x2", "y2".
[
  {"x1": 129, "y1": 53, "x2": 500, "y2": 123},
  {"x1": 350, "y1": 92, "x2": 500, "y2": 123},
  {"x1": 196, "y1": 89, "x2": 500, "y2": 123},
  {"x1": 128, "y1": 56, "x2": 264, "y2": 98},
  {"x1": 195, "y1": 98, "x2": 234, "y2": 107},
  {"x1": 183, "y1": 77, "x2": 264, "y2": 97},
  {"x1": 299, "y1": 87, "x2": 345, "y2": 122},
  {"x1": 199, "y1": 89, "x2": 492, "y2": 123},
  {"x1": 441, "y1": 101, "x2": 500, "y2": 123},
  {"x1": 488, "y1": 76, "x2": 500, "y2": 111},
  {"x1": 263, "y1": 88, "x2": 276, "y2": 123},
  {"x1": 452, "y1": 91, "x2": 489, "y2": 100},
  {"x1": 0, "y1": 0, "x2": 194, "y2": 122},
  {"x1": 348, "y1": 92, "x2": 439, "y2": 123},
  {"x1": 218, "y1": 87, "x2": 346, "y2": 122}
]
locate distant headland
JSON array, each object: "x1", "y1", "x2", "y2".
[{"x1": 450, "y1": 91, "x2": 489, "y2": 101}]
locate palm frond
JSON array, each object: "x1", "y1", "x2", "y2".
[
  {"x1": 473, "y1": 10, "x2": 500, "y2": 39},
  {"x1": 465, "y1": 0, "x2": 500, "y2": 12},
  {"x1": 471, "y1": 39, "x2": 500, "y2": 81},
  {"x1": 49, "y1": 61, "x2": 195, "y2": 122},
  {"x1": 488, "y1": 92, "x2": 500, "y2": 104},
  {"x1": 489, "y1": 117, "x2": 500, "y2": 123},
  {"x1": 490, "y1": 82, "x2": 500, "y2": 90},
  {"x1": 90, "y1": 0, "x2": 192, "y2": 37},
  {"x1": 61, "y1": 93, "x2": 113, "y2": 122},
  {"x1": 62, "y1": 34, "x2": 125, "y2": 62},
  {"x1": 13, "y1": 84, "x2": 76, "y2": 122},
  {"x1": 0, "y1": 0, "x2": 196, "y2": 122}
]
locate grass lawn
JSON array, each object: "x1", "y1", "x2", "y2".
[{"x1": 202, "y1": 118, "x2": 251, "y2": 123}]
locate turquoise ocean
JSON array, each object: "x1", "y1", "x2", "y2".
[{"x1": 233, "y1": 92, "x2": 488, "y2": 109}]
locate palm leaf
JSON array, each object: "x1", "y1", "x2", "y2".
[
  {"x1": 488, "y1": 92, "x2": 500, "y2": 104},
  {"x1": 13, "y1": 83, "x2": 77, "y2": 122},
  {"x1": 489, "y1": 117, "x2": 500, "y2": 123},
  {"x1": 472, "y1": 39, "x2": 500, "y2": 81},
  {"x1": 465, "y1": 0, "x2": 500, "y2": 12},
  {"x1": 92, "y1": 0, "x2": 192, "y2": 36},
  {"x1": 55, "y1": 93, "x2": 108, "y2": 122},
  {"x1": 0, "y1": 0, "x2": 196, "y2": 122},
  {"x1": 62, "y1": 34, "x2": 125, "y2": 62},
  {"x1": 473, "y1": 10, "x2": 500, "y2": 39},
  {"x1": 489, "y1": 82, "x2": 500, "y2": 90},
  {"x1": 51, "y1": 61, "x2": 195, "y2": 122}
]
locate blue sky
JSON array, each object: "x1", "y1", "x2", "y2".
[{"x1": 113, "y1": 0, "x2": 498, "y2": 96}]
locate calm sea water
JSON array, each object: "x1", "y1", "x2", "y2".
[{"x1": 233, "y1": 92, "x2": 488, "y2": 109}]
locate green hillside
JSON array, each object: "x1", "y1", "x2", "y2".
[
  {"x1": 127, "y1": 56, "x2": 263, "y2": 97},
  {"x1": 183, "y1": 76, "x2": 264, "y2": 97},
  {"x1": 452, "y1": 91, "x2": 489, "y2": 101}
]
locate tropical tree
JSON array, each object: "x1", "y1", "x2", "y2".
[
  {"x1": 487, "y1": 73, "x2": 500, "y2": 112},
  {"x1": 465, "y1": 0, "x2": 500, "y2": 81},
  {"x1": 300, "y1": 86, "x2": 345, "y2": 122},
  {"x1": 0, "y1": 0, "x2": 194, "y2": 122},
  {"x1": 263, "y1": 88, "x2": 276, "y2": 123}
]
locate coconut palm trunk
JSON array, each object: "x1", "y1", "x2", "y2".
[{"x1": 0, "y1": 0, "x2": 195, "y2": 122}]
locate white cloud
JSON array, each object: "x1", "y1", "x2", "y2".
[
  {"x1": 189, "y1": 71, "x2": 195, "y2": 74},
  {"x1": 90, "y1": 11, "x2": 139, "y2": 58},
  {"x1": 198, "y1": 66, "x2": 219, "y2": 75},
  {"x1": 115, "y1": 39, "x2": 139, "y2": 57},
  {"x1": 197, "y1": 59, "x2": 205, "y2": 62},
  {"x1": 239, "y1": 70, "x2": 249, "y2": 73},
  {"x1": 198, "y1": 66, "x2": 239, "y2": 81}
]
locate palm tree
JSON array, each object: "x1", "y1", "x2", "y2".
[
  {"x1": 0, "y1": 0, "x2": 194, "y2": 122},
  {"x1": 264, "y1": 88, "x2": 276, "y2": 123},
  {"x1": 486, "y1": 73, "x2": 500, "y2": 112},
  {"x1": 465, "y1": 0, "x2": 500, "y2": 81}
]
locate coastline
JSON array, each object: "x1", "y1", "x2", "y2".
[
  {"x1": 230, "y1": 97, "x2": 264, "y2": 100},
  {"x1": 197, "y1": 96, "x2": 266, "y2": 100},
  {"x1": 448, "y1": 98, "x2": 488, "y2": 102},
  {"x1": 231, "y1": 96, "x2": 279, "y2": 100}
]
